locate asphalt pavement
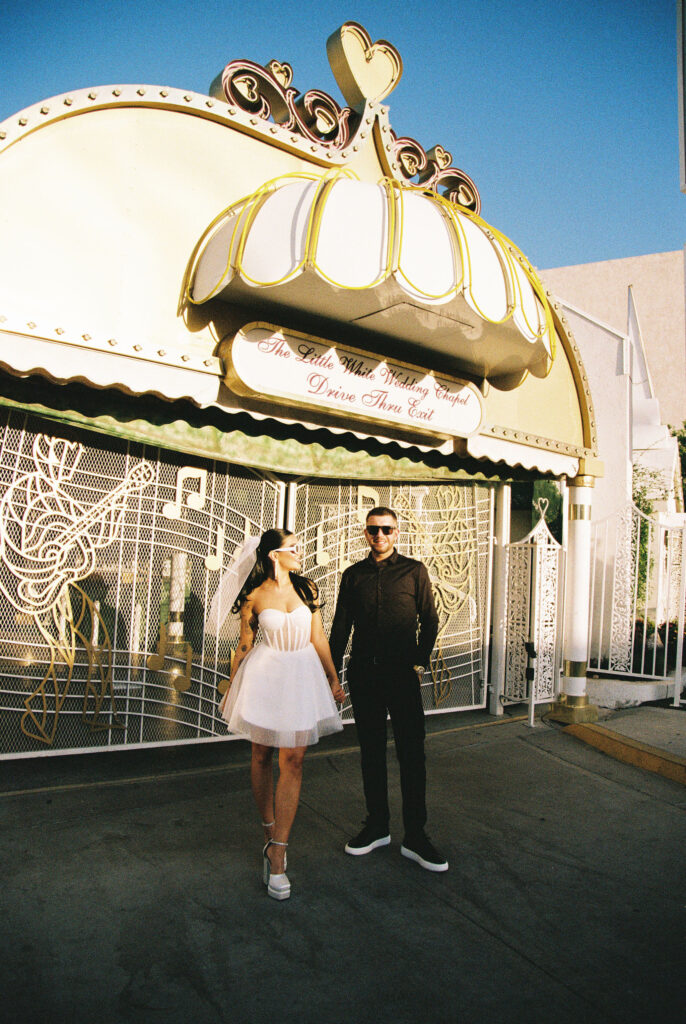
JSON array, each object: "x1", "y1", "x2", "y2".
[{"x1": 1, "y1": 703, "x2": 685, "y2": 1024}]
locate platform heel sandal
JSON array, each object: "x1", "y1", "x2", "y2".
[{"x1": 262, "y1": 840, "x2": 290, "y2": 901}]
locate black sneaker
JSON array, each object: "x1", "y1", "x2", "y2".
[
  {"x1": 401, "y1": 833, "x2": 448, "y2": 872},
  {"x1": 345, "y1": 821, "x2": 391, "y2": 856}
]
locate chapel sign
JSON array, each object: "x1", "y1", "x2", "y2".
[{"x1": 226, "y1": 324, "x2": 484, "y2": 440}]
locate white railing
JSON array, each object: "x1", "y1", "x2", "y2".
[
  {"x1": 502, "y1": 501, "x2": 564, "y2": 722},
  {"x1": 589, "y1": 502, "x2": 686, "y2": 706}
]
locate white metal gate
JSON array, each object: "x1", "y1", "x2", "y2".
[
  {"x1": 0, "y1": 410, "x2": 283, "y2": 756},
  {"x1": 589, "y1": 502, "x2": 686, "y2": 705},
  {"x1": 0, "y1": 410, "x2": 497, "y2": 757},
  {"x1": 292, "y1": 480, "x2": 495, "y2": 718},
  {"x1": 502, "y1": 501, "x2": 563, "y2": 713}
]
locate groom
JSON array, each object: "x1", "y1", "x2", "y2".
[{"x1": 329, "y1": 506, "x2": 448, "y2": 872}]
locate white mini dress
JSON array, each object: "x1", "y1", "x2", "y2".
[{"x1": 218, "y1": 604, "x2": 343, "y2": 748}]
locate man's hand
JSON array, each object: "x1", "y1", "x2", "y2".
[{"x1": 413, "y1": 664, "x2": 425, "y2": 682}]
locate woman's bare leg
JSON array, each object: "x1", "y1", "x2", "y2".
[
  {"x1": 269, "y1": 746, "x2": 307, "y2": 873},
  {"x1": 251, "y1": 743, "x2": 275, "y2": 841}
]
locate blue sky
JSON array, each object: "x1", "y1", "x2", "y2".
[{"x1": 1, "y1": 0, "x2": 682, "y2": 268}]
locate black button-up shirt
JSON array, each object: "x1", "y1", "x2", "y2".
[{"x1": 329, "y1": 549, "x2": 439, "y2": 672}]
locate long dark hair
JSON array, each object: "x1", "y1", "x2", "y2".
[{"x1": 231, "y1": 528, "x2": 317, "y2": 613}]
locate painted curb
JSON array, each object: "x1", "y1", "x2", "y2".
[{"x1": 565, "y1": 723, "x2": 686, "y2": 786}]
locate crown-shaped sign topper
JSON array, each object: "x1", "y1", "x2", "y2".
[{"x1": 210, "y1": 21, "x2": 480, "y2": 212}]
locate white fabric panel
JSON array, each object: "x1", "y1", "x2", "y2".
[
  {"x1": 458, "y1": 214, "x2": 509, "y2": 323},
  {"x1": 241, "y1": 180, "x2": 318, "y2": 285},
  {"x1": 397, "y1": 191, "x2": 456, "y2": 301},
  {"x1": 192, "y1": 212, "x2": 241, "y2": 301},
  {"x1": 315, "y1": 180, "x2": 388, "y2": 288},
  {"x1": 511, "y1": 257, "x2": 549, "y2": 349}
]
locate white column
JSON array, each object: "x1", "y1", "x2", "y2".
[
  {"x1": 551, "y1": 475, "x2": 598, "y2": 723},
  {"x1": 489, "y1": 483, "x2": 511, "y2": 716},
  {"x1": 285, "y1": 481, "x2": 297, "y2": 532},
  {"x1": 168, "y1": 551, "x2": 187, "y2": 644}
]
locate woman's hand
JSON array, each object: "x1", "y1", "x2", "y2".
[{"x1": 330, "y1": 676, "x2": 346, "y2": 704}]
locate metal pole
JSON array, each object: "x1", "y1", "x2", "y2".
[
  {"x1": 488, "y1": 483, "x2": 510, "y2": 716},
  {"x1": 527, "y1": 541, "x2": 538, "y2": 728},
  {"x1": 482, "y1": 485, "x2": 496, "y2": 710},
  {"x1": 673, "y1": 528, "x2": 686, "y2": 706}
]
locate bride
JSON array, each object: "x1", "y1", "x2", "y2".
[{"x1": 211, "y1": 528, "x2": 345, "y2": 901}]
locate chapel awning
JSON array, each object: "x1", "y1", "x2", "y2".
[{"x1": 187, "y1": 172, "x2": 556, "y2": 390}]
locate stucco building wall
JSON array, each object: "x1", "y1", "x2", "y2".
[
  {"x1": 558, "y1": 306, "x2": 632, "y2": 521},
  {"x1": 541, "y1": 250, "x2": 686, "y2": 428}
]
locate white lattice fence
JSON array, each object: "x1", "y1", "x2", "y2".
[
  {"x1": 503, "y1": 505, "x2": 563, "y2": 706},
  {"x1": 589, "y1": 503, "x2": 686, "y2": 699},
  {"x1": 0, "y1": 410, "x2": 281, "y2": 756}
]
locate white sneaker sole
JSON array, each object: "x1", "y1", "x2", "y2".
[
  {"x1": 401, "y1": 845, "x2": 449, "y2": 872},
  {"x1": 344, "y1": 834, "x2": 391, "y2": 856}
]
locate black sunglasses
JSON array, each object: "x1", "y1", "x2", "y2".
[{"x1": 366, "y1": 524, "x2": 396, "y2": 536}]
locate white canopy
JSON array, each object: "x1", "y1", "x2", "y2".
[{"x1": 188, "y1": 173, "x2": 556, "y2": 390}]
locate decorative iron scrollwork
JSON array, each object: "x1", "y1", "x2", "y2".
[
  {"x1": 503, "y1": 500, "x2": 562, "y2": 704},
  {"x1": 608, "y1": 504, "x2": 635, "y2": 673},
  {"x1": 215, "y1": 57, "x2": 480, "y2": 212},
  {"x1": 390, "y1": 134, "x2": 480, "y2": 211},
  {"x1": 395, "y1": 485, "x2": 478, "y2": 707},
  {"x1": 220, "y1": 59, "x2": 353, "y2": 148},
  {"x1": 0, "y1": 434, "x2": 155, "y2": 744}
]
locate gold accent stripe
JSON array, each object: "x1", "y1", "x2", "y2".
[
  {"x1": 563, "y1": 660, "x2": 587, "y2": 678},
  {"x1": 563, "y1": 694, "x2": 589, "y2": 707},
  {"x1": 569, "y1": 504, "x2": 591, "y2": 521}
]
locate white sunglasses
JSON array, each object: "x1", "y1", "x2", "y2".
[{"x1": 272, "y1": 545, "x2": 301, "y2": 555}]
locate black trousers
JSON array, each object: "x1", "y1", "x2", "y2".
[{"x1": 347, "y1": 662, "x2": 427, "y2": 839}]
